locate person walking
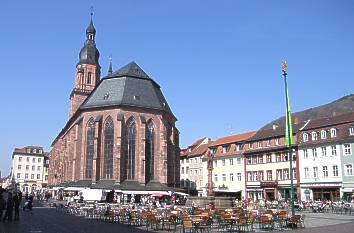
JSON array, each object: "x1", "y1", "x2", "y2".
[
  {"x1": 3, "y1": 193, "x2": 14, "y2": 222},
  {"x1": 0, "y1": 192, "x2": 6, "y2": 221},
  {"x1": 13, "y1": 193, "x2": 20, "y2": 221}
]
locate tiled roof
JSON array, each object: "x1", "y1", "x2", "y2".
[
  {"x1": 260, "y1": 94, "x2": 354, "y2": 131},
  {"x1": 145, "y1": 180, "x2": 170, "y2": 191},
  {"x1": 80, "y1": 61, "x2": 174, "y2": 117},
  {"x1": 302, "y1": 112, "x2": 354, "y2": 130},
  {"x1": 209, "y1": 131, "x2": 255, "y2": 147},
  {"x1": 180, "y1": 137, "x2": 210, "y2": 158},
  {"x1": 13, "y1": 146, "x2": 49, "y2": 157},
  {"x1": 247, "y1": 122, "x2": 304, "y2": 142},
  {"x1": 91, "y1": 180, "x2": 115, "y2": 190},
  {"x1": 119, "y1": 180, "x2": 145, "y2": 191}
]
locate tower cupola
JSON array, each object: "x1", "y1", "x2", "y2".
[{"x1": 78, "y1": 13, "x2": 100, "y2": 66}]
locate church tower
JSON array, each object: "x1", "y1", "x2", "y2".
[{"x1": 69, "y1": 14, "x2": 101, "y2": 117}]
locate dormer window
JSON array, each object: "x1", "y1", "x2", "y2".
[
  {"x1": 235, "y1": 144, "x2": 240, "y2": 151},
  {"x1": 311, "y1": 132, "x2": 318, "y2": 141},
  {"x1": 249, "y1": 143, "x2": 253, "y2": 149},
  {"x1": 330, "y1": 128, "x2": 337, "y2": 138},
  {"x1": 26, "y1": 148, "x2": 31, "y2": 153},
  {"x1": 210, "y1": 148, "x2": 216, "y2": 155},
  {"x1": 103, "y1": 93, "x2": 110, "y2": 100},
  {"x1": 275, "y1": 138, "x2": 279, "y2": 146},
  {"x1": 222, "y1": 145, "x2": 229, "y2": 153},
  {"x1": 303, "y1": 133, "x2": 309, "y2": 142},
  {"x1": 320, "y1": 130, "x2": 327, "y2": 139},
  {"x1": 349, "y1": 126, "x2": 354, "y2": 136},
  {"x1": 266, "y1": 139, "x2": 271, "y2": 147}
]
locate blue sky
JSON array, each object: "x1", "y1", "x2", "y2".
[{"x1": 1, "y1": 0, "x2": 354, "y2": 176}]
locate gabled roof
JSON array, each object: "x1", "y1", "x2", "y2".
[
  {"x1": 181, "y1": 137, "x2": 210, "y2": 158},
  {"x1": 209, "y1": 131, "x2": 255, "y2": 147}
]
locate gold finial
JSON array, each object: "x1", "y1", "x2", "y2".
[{"x1": 281, "y1": 59, "x2": 287, "y2": 75}]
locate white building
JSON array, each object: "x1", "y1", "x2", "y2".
[
  {"x1": 207, "y1": 132, "x2": 255, "y2": 199},
  {"x1": 180, "y1": 137, "x2": 210, "y2": 196},
  {"x1": 11, "y1": 146, "x2": 49, "y2": 193},
  {"x1": 298, "y1": 114, "x2": 354, "y2": 202}
]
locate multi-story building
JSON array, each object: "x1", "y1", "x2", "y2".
[
  {"x1": 206, "y1": 132, "x2": 255, "y2": 199},
  {"x1": 244, "y1": 122, "x2": 303, "y2": 201},
  {"x1": 11, "y1": 146, "x2": 49, "y2": 193},
  {"x1": 298, "y1": 112, "x2": 354, "y2": 201},
  {"x1": 180, "y1": 137, "x2": 210, "y2": 196}
]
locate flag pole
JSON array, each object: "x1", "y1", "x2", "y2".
[{"x1": 282, "y1": 60, "x2": 295, "y2": 216}]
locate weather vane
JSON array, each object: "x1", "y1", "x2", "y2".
[
  {"x1": 281, "y1": 59, "x2": 287, "y2": 75},
  {"x1": 90, "y1": 6, "x2": 94, "y2": 17}
]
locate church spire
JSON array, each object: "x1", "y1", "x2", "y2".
[
  {"x1": 108, "y1": 55, "x2": 113, "y2": 75},
  {"x1": 70, "y1": 9, "x2": 101, "y2": 118},
  {"x1": 77, "y1": 10, "x2": 100, "y2": 66},
  {"x1": 86, "y1": 10, "x2": 96, "y2": 41}
]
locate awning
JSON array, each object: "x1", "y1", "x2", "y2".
[
  {"x1": 342, "y1": 188, "x2": 354, "y2": 192},
  {"x1": 63, "y1": 187, "x2": 86, "y2": 191},
  {"x1": 214, "y1": 190, "x2": 241, "y2": 193},
  {"x1": 174, "y1": 192, "x2": 189, "y2": 196}
]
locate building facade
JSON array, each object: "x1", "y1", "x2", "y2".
[
  {"x1": 244, "y1": 123, "x2": 302, "y2": 201},
  {"x1": 298, "y1": 112, "x2": 354, "y2": 201},
  {"x1": 11, "y1": 146, "x2": 49, "y2": 193},
  {"x1": 180, "y1": 137, "x2": 210, "y2": 196},
  {"x1": 207, "y1": 132, "x2": 255, "y2": 199},
  {"x1": 48, "y1": 17, "x2": 180, "y2": 188}
]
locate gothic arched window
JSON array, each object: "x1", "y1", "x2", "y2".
[
  {"x1": 145, "y1": 120, "x2": 155, "y2": 183},
  {"x1": 85, "y1": 118, "x2": 95, "y2": 179},
  {"x1": 87, "y1": 72, "x2": 92, "y2": 84},
  {"x1": 124, "y1": 118, "x2": 136, "y2": 180},
  {"x1": 104, "y1": 117, "x2": 114, "y2": 179}
]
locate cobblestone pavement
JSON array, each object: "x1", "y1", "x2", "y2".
[{"x1": 0, "y1": 203, "x2": 353, "y2": 233}]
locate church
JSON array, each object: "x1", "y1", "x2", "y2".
[{"x1": 48, "y1": 16, "x2": 180, "y2": 189}]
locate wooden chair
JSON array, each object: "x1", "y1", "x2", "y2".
[
  {"x1": 182, "y1": 220, "x2": 194, "y2": 233},
  {"x1": 287, "y1": 215, "x2": 302, "y2": 229},
  {"x1": 259, "y1": 215, "x2": 273, "y2": 230}
]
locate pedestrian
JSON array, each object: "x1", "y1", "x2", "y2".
[
  {"x1": 13, "y1": 193, "x2": 20, "y2": 221},
  {"x1": 3, "y1": 192, "x2": 14, "y2": 222},
  {"x1": 0, "y1": 192, "x2": 6, "y2": 221}
]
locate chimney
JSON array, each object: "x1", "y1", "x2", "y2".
[
  {"x1": 294, "y1": 116, "x2": 300, "y2": 124},
  {"x1": 332, "y1": 111, "x2": 337, "y2": 117}
]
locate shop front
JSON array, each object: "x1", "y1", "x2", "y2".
[
  {"x1": 342, "y1": 187, "x2": 354, "y2": 202},
  {"x1": 312, "y1": 187, "x2": 340, "y2": 201},
  {"x1": 301, "y1": 183, "x2": 341, "y2": 201},
  {"x1": 246, "y1": 187, "x2": 263, "y2": 201},
  {"x1": 261, "y1": 181, "x2": 278, "y2": 201}
]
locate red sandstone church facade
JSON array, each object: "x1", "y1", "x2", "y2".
[{"x1": 48, "y1": 17, "x2": 180, "y2": 187}]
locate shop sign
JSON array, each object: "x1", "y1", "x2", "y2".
[{"x1": 260, "y1": 181, "x2": 278, "y2": 188}]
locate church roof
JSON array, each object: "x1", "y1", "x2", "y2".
[
  {"x1": 111, "y1": 61, "x2": 149, "y2": 79},
  {"x1": 80, "y1": 62, "x2": 173, "y2": 116}
]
